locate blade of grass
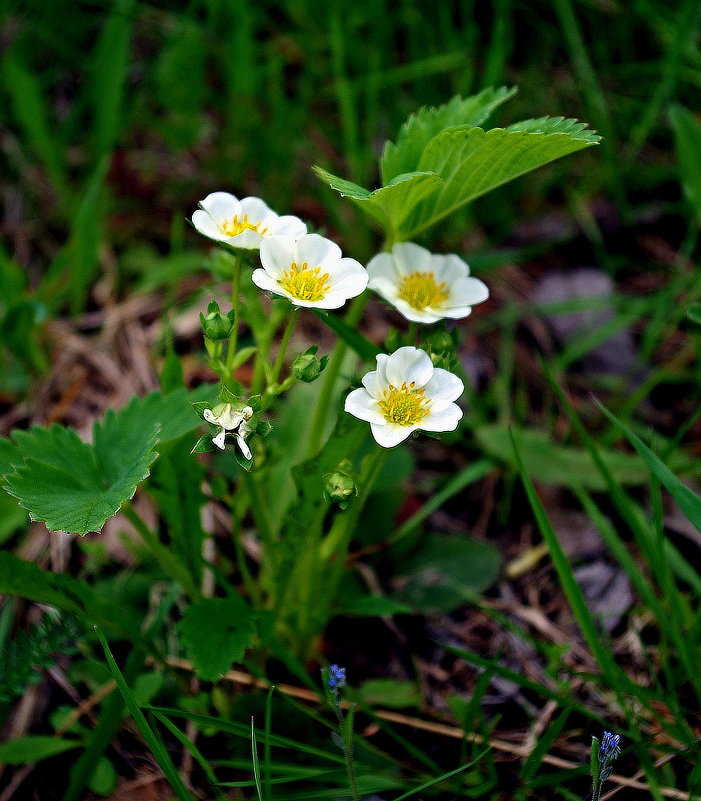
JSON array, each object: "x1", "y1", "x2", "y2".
[
  {"x1": 96, "y1": 628, "x2": 194, "y2": 801},
  {"x1": 509, "y1": 430, "x2": 632, "y2": 708},
  {"x1": 390, "y1": 748, "x2": 491, "y2": 801}
]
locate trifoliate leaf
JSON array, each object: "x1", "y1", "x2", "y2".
[
  {"x1": 317, "y1": 115, "x2": 599, "y2": 241},
  {"x1": 380, "y1": 86, "x2": 517, "y2": 182},
  {"x1": 178, "y1": 596, "x2": 255, "y2": 682}
]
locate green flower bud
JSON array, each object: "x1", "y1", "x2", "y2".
[
  {"x1": 322, "y1": 460, "x2": 358, "y2": 509},
  {"x1": 200, "y1": 300, "x2": 236, "y2": 341},
  {"x1": 292, "y1": 346, "x2": 328, "y2": 383},
  {"x1": 426, "y1": 330, "x2": 454, "y2": 354}
]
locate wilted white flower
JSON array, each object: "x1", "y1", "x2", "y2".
[
  {"x1": 253, "y1": 233, "x2": 368, "y2": 309},
  {"x1": 367, "y1": 242, "x2": 488, "y2": 323},
  {"x1": 344, "y1": 346, "x2": 464, "y2": 447},
  {"x1": 203, "y1": 403, "x2": 254, "y2": 459},
  {"x1": 192, "y1": 192, "x2": 307, "y2": 250}
]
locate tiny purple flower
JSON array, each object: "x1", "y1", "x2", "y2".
[
  {"x1": 599, "y1": 731, "x2": 621, "y2": 764},
  {"x1": 328, "y1": 664, "x2": 346, "y2": 690}
]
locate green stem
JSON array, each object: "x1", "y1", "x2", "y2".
[
  {"x1": 269, "y1": 307, "x2": 299, "y2": 387},
  {"x1": 225, "y1": 249, "x2": 244, "y2": 375},
  {"x1": 241, "y1": 470, "x2": 277, "y2": 578},
  {"x1": 304, "y1": 293, "x2": 369, "y2": 458},
  {"x1": 231, "y1": 505, "x2": 261, "y2": 607},
  {"x1": 122, "y1": 503, "x2": 200, "y2": 600}
]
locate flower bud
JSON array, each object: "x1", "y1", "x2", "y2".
[
  {"x1": 200, "y1": 301, "x2": 235, "y2": 341},
  {"x1": 292, "y1": 346, "x2": 328, "y2": 383},
  {"x1": 322, "y1": 460, "x2": 358, "y2": 509}
]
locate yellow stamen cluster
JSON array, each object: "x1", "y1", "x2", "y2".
[
  {"x1": 280, "y1": 261, "x2": 331, "y2": 302},
  {"x1": 220, "y1": 214, "x2": 269, "y2": 238},
  {"x1": 398, "y1": 271, "x2": 449, "y2": 311},
  {"x1": 378, "y1": 382, "x2": 430, "y2": 426}
]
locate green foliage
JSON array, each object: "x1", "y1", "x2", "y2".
[
  {"x1": 316, "y1": 91, "x2": 599, "y2": 241},
  {"x1": 397, "y1": 534, "x2": 501, "y2": 612},
  {"x1": 380, "y1": 87, "x2": 518, "y2": 182},
  {"x1": 475, "y1": 424, "x2": 694, "y2": 490},
  {"x1": 596, "y1": 402, "x2": 701, "y2": 533},
  {"x1": 0, "y1": 736, "x2": 81, "y2": 765},
  {"x1": 670, "y1": 103, "x2": 701, "y2": 221},
  {"x1": 0, "y1": 389, "x2": 212, "y2": 535},
  {"x1": 177, "y1": 596, "x2": 257, "y2": 682},
  {"x1": 0, "y1": 614, "x2": 81, "y2": 703}
]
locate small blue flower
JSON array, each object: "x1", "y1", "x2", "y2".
[
  {"x1": 599, "y1": 731, "x2": 621, "y2": 764},
  {"x1": 328, "y1": 664, "x2": 346, "y2": 690}
]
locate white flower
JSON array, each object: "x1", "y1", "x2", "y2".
[
  {"x1": 253, "y1": 233, "x2": 368, "y2": 309},
  {"x1": 344, "y1": 346, "x2": 464, "y2": 447},
  {"x1": 367, "y1": 242, "x2": 488, "y2": 323},
  {"x1": 204, "y1": 403, "x2": 254, "y2": 459},
  {"x1": 192, "y1": 192, "x2": 307, "y2": 250}
]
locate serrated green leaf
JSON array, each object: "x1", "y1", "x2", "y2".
[
  {"x1": 318, "y1": 118, "x2": 598, "y2": 240},
  {"x1": 380, "y1": 86, "x2": 517, "y2": 182},
  {"x1": 475, "y1": 424, "x2": 693, "y2": 490},
  {"x1": 403, "y1": 119, "x2": 599, "y2": 237},
  {"x1": 670, "y1": 104, "x2": 701, "y2": 221},
  {"x1": 0, "y1": 388, "x2": 214, "y2": 535},
  {"x1": 0, "y1": 735, "x2": 81, "y2": 765},
  {"x1": 313, "y1": 167, "x2": 443, "y2": 236},
  {"x1": 178, "y1": 597, "x2": 255, "y2": 682},
  {"x1": 3, "y1": 419, "x2": 157, "y2": 535}
]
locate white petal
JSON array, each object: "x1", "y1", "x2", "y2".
[
  {"x1": 360, "y1": 368, "x2": 383, "y2": 399},
  {"x1": 421, "y1": 404, "x2": 463, "y2": 432},
  {"x1": 230, "y1": 229, "x2": 265, "y2": 249},
  {"x1": 432, "y1": 253, "x2": 470, "y2": 283},
  {"x1": 192, "y1": 209, "x2": 227, "y2": 241},
  {"x1": 324, "y1": 259, "x2": 368, "y2": 296},
  {"x1": 259, "y1": 236, "x2": 295, "y2": 279},
  {"x1": 392, "y1": 242, "x2": 432, "y2": 275},
  {"x1": 423, "y1": 368, "x2": 464, "y2": 410},
  {"x1": 370, "y1": 422, "x2": 415, "y2": 447},
  {"x1": 212, "y1": 429, "x2": 227, "y2": 450},
  {"x1": 295, "y1": 233, "x2": 341, "y2": 267},
  {"x1": 203, "y1": 408, "x2": 217, "y2": 424},
  {"x1": 344, "y1": 388, "x2": 386, "y2": 424},
  {"x1": 239, "y1": 196, "x2": 272, "y2": 223},
  {"x1": 385, "y1": 347, "x2": 433, "y2": 388},
  {"x1": 390, "y1": 298, "x2": 443, "y2": 323},
  {"x1": 373, "y1": 353, "x2": 390, "y2": 386},
  {"x1": 447, "y1": 276, "x2": 489, "y2": 308},
  {"x1": 236, "y1": 434, "x2": 252, "y2": 461},
  {"x1": 437, "y1": 305, "x2": 472, "y2": 320},
  {"x1": 251, "y1": 268, "x2": 283, "y2": 295},
  {"x1": 367, "y1": 252, "x2": 401, "y2": 283},
  {"x1": 270, "y1": 215, "x2": 307, "y2": 239},
  {"x1": 200, "y1": 192, "x2": 240, "y2": 221}
]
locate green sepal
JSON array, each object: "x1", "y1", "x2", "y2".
[{"x1": 191, "y1": 434, "x2": 216, "y2": 454}]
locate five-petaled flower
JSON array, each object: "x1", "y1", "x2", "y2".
[
  {"x1": 203, "y1": 402, "x2": 254, "y2": 459},
  {"x1": 253, "y1": 233, "x2": 368, "y2": 309},
  {"x1": 367, "y1": 242, "x2": 488, "y2": 323},
  {"x1": 192, "y1": 192, "x2": 307, "y2": 250},
  {"x1": 344, "y1": 346, "x2": 464, "y2": 447}
]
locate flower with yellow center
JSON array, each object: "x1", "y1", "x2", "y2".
[
  {"x1": 367, "y1": 242, "x2": 488, "y2": 323},
  {"x1": 192, "y1": 192, "x2": 307, "y2": 250},
  {"x1": 344, "y1": 347, "x2": 464, "y2": 447},
  {"x1": 253, "y1": 234, "x2": 368, "y2": 309}
]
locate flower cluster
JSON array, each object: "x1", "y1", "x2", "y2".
[{"x1": 192, "y1": 191, "x2": 490, "y2": 451}]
